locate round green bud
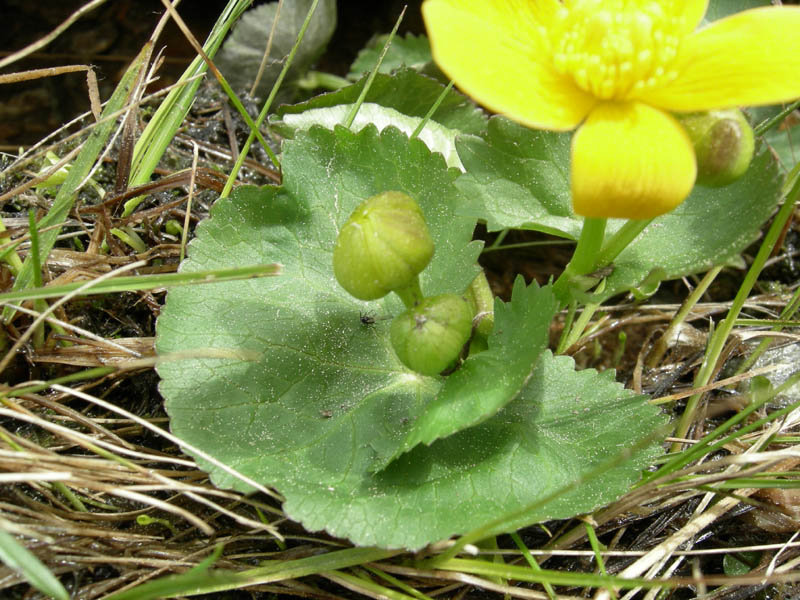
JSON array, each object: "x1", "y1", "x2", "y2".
[
  {"x1": 390, "y1": 293, "x2": 473, "y2": 376},
  {"x1": 333, "y1": 191, "x2": 434, "y2": 301},
  {"x1": 679, "y1": 108, "x2": 755, "y2": 187}
]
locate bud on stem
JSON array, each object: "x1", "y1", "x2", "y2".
[
  {"x1": 678, "y1": 108, "x2": 755, "y2": 187},
  {"x1": 333, "y1": 191, "x2": 435, "y2": 301},
  {"x1": 390, "y1": 293, "x2": 474, "y2": 376}
]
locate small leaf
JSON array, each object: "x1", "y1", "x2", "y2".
[
  {"x1": 275, "y1": 68, "x2": 487, "y2": 136},
  {"x1": 379, "y1": 278, "x2": 558, "y2": 468},
  {"x1": 723, "y1": 551, "x2": 760, "y2": 576},
  {"x1": 348, "y1": 33, "x2": 433, "y2": 80},
  {"x1": 216, "y1": 0, "x2": 337, "y2": 100}
]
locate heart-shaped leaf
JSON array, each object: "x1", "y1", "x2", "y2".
[{"x1": 158, "y1": 123, "x2": 665, "y2": 549}]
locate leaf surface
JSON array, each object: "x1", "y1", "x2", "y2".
[
  {"x1": 348, "y1": 33, "x2": 433, "y2": 80},
  {"x1": 158, "y1": 124, "x2": 665, "y2": 549},
  {"x1": 455, "y1": 117, "x2": 577, "y2": 238}
]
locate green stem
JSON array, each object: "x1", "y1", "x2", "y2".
[
  {"x1": 754, "y1": 99, "x2": 800, "y2": 136},
  {"x1": 343, "y1": 7, "x2": 406, "y2": 129},
  {"x1": 28, "y1": 211, "x2": 45, "y2": 350},
  {"x1": 53, "y1": 482, "x2": 88, "y2": 512},
  {"x1": 555, "y1": 300, "x2": 578, "y2": 354},
  {"x1": 486, "y1": 228, "x2": 509, "y2": 251},
  {"x1": 410, "y1": 80, "x2": 454, "y2": 140},
  {"x1": 394, "y1": 276, "x2": 424, "y2": 309},
  {"x1": 510, "y1": 532, "x2": 557, "y2": 600},
  {"x1": 552, "y1": 217, "x2": 606, "y2": 305},
  {"x1": 559, "y1": 299, "x2": 602, "y2": 354},
  {"x1": 597, "y1": 218, "x2": 653, "y2": 267},
  {"x1": 571, "y1": 217, "x2": 607, "y2": 274},
  {"x1": 296, "y1": 70, "x2": 350, "y2": 91}
]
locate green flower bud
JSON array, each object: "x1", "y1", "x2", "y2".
[
  {"x1": 333, "y1": 191, "x2": 434, "y2": 301},
  {"x1": 679, "y1": 108, "x2": 755, "y2": 187},
  {"x1": 390, "y1": 293, "x2": 473, "y2": 376}
]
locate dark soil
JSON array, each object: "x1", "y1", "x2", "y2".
[{"x1": 0, "y1": 0, "x2": 423, "y2": 147}]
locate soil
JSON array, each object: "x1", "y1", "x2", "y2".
[{"x1": 0, "y1": 0, "x2": 424, "y2": 147}]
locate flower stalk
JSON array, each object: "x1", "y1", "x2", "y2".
[{"x1": 553, "y1": 217, "x2": 606, "y2": 305}]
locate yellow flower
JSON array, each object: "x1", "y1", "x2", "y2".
[{"x1": 421, "y1": 0, "x2": 800, "y2": 219}]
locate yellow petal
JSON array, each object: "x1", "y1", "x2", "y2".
[
  {"x1": 421, "y1": 0, "x2": 596, "y2": 131},
  {"x1": 572, "y1": 102, "x2": 696, "y2": 219},
  {"x1": 641, "y1": 7, "x2": 800, "y2": 111},
  {"x1": 668, "y1": 0, "x2": 708, "y2": 34}
]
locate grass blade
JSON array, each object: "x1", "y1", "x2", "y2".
[
  {"x1": 3, "y1": 43, "x2": 150, "y2": 322},
  {"x1": 0, "y1": 530, "x2": 69, "y2": 600},
  {"x1": 0, "y1": 263, "x2": 281, "y2": 304},
  {"x1": 124, "y1": 0, "x2": 252, "y2": 216}
]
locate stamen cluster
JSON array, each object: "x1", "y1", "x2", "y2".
[{"x1": 551, "y1": 1, "x2": 682, "y2": 99}]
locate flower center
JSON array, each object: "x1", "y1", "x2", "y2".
[{"x1": 551, "y1": 0, "x2": 683, "y2": 100}]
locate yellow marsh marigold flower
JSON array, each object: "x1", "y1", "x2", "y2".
[{"x1": 421, "y1": 0, "x2": 800, "y2": 220}]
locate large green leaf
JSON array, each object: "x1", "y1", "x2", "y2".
[
  {"x1": 158, "y1": 122, "x2": 480, "y2": 486},
  {"x1": 455, "y1": 116, "x2": 578, "y2": 238},
  {"x1": 158, "y1": 124, "x2": 665, "y2": 549}
]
